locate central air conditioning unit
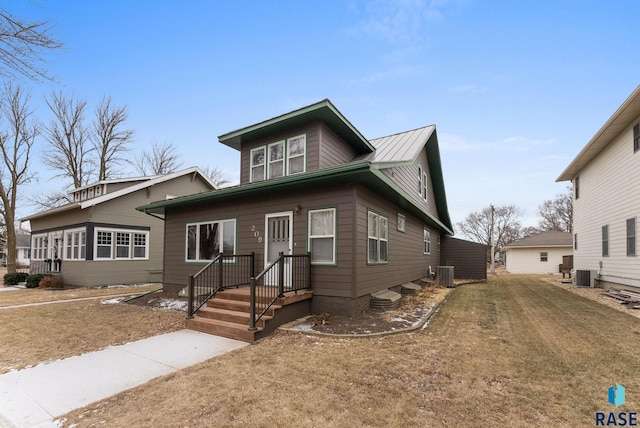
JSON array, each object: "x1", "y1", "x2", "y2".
[{"x1": 576, "y1": 270, "x2": 598, "y2": 287}]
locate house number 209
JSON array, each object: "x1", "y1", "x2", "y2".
[{"x1": 251, "y1": 225, "x2": 262, "y2": 243}]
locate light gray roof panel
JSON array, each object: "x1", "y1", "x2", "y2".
[{"x1": 359, "y1": 125, "x2": 436, "y2": 164}]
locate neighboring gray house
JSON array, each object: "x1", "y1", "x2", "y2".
[
  {"x1": 21, "y1": 167, "x2": 216, "y2": 287},
  {"x1": 558, "y1": 84, "x2": 640, "y2": 289},
  {"x1": 503, "y1": 231, "x2": 573, "y2": 274}
]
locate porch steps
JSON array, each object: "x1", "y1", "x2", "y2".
[{"x1": 186, "y1": 287, "x2": 313, "y2": 343}]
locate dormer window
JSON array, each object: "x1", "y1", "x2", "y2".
[
  {"x1": 249, "y1": 134, "x2": 306, "y2": 183},
  {"x1": 81, "y1": 190, "x2": 87, "y2": 200},
  {"x1": 268, "y1": 141, "x2": 285, "y2": 179},
  {"x1": 250, "y1": 147, "x2": 266, "y2": 182},
  {"x1": 95, "y1": 186, "x2": 102, "y2": 196},
  {"x1": 88, "y1": 188, "x2": 94, "y2": 198},
  {"x1": 74, "y1": 192, "x2": 80, "y2": 202},
  {"x1": 287, "y1": 135, "x2": 306, "y2": 175}
]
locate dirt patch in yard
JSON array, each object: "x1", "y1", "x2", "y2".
[{"x1": 288, "y1": 284, "x2": 453, "y2": 335}]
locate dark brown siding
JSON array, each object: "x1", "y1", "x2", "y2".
[
  {"x1": 318, "y1": 123, "x2": 358, "y2": 168},
  {"x1": 353, "y1": 185, "x2": 440, "y2": 298},
  {"x1": 162, "y1": 184, "x2": 356, "y2": 296},
  {"x1": 440, "y1": 236, "x2": 488, "y2": 280},
  {"x1": 381, "y1": 149, "x2": 438, "y2": 217}
]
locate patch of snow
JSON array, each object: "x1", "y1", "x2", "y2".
[
  {"x1": 155, "y1": 298, "x2": 188, "y2": 311},
  {"x1": 101, "y1": 297, "x2": 126, "y2": 304}
]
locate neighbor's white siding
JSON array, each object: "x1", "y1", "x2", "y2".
[
  {"x1": 573, "y1": 115, "x2": 640, "y2": 287},
  {"x1": 505, "y1": 246, "x2": 571, "y2": 274}
]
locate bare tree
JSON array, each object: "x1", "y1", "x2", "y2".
[
  {"x1": 92, "y1": 96, "x2": 133, "y2": 180},
  {"x1": 0, "y1": 8, "x2": 62, "y2": 81},
  {"x1": 0, "y1": 83, "x2": 38, "y2": 273},
  {"x1": 200, "y1": 165, "x2": 230, "y2": 188},
  {"x1": 44, "y1": 92, "x2": 90, "y2": 189},
  {"x1": 456, "y1": 204, "x2": 524, "y2": 251},
  {"x1": 537, "y1": 187, "x2": 573, "y2": 233},
  {"x1": 37, "y1": 94, "x2": 134, "y2": 210},
  {"x1": 134, "y1": 140, "x2": 183, "y2": 176}
]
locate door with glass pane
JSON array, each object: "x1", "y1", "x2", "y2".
[
  {"x1": 264, "y1": 212, "x2": 293, "y2": 286},
  {"x1": 49, "y1": 232, "x2": 63, "y2": 272}
]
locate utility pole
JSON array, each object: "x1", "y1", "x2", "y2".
[{"x1": 490, "y1": 204, "x2": 495, "y2": 275}]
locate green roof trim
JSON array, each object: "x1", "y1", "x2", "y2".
[
  {"x1": 218, "y1": 99, "x2": 374, "y2": 154},
  {"x1": 137, "y1": 161, "x2": 453, "y2": 235}
]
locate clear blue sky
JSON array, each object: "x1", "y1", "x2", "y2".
[{"x1": 10, "y1": 0, "x2": 640, "y2": 230}]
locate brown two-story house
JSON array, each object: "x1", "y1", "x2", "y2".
[{"x1": 138, "y1": 99, "x2": 455, "y2": 338}]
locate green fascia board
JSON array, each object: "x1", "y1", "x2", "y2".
[
  {"x1": 137, "y1": 162, "x2": 453, "y2": 235},
  {"x1": 218, "y1": 99, "x2": 374, "y2": 154},
  {"x1": 137, "y1": 162, "x2": 373, "y2": 215},
  {"x1": 424, "y1": 131, "x2": 453, "y2": 233}
]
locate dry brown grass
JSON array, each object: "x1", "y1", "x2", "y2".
[
  {"x1": 0, "y1": 286, "x2": 185, "y2": 373},
  {"x1": 59, "y1": 275, "x2": 640, "y2": 427}
]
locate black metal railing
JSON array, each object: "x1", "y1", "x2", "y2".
[
  {"x1": 29, "y1": 259, "x2": 62, "y2": 275},
  {"x1": 187, "y1": 253, "x2": 255, "y2": 318},
  {"x1": 249, "y1": 252, "x2": 311, "y2": 330}
]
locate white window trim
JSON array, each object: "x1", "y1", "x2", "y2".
[
  {"x1": 31, "y1": 233, "x2": 48, "y2": 260},
  {"x1": 268, "y1": 140, "x2": 285, "y2": 179},
  {"x1": 286, "y1": 134, "x2": 306, "y2": 175},
  {"x1": 397, "y1": 213, "x2": 406, "y2": 233},
  {"x1": 308, "y1": 208, "x2": 336, "y2": 265},
  {"x1": 368, "y1": 211, "x2": 389, "y2": 264},
  {"x1": 185, "y1": 219, "x2": 237, "y2": 262},
  {"x1": 250, "y1": 146, "x2": 266, "y2": 183},
  {"x1": 250, "y1": 134, "x2": 307, "y2": 182},
  {"x1": 64, "y1": 228, "x2": 86, "y2": 261},
  {"x1": 424, "y1": 228, "x2": 431, "y2": 255},
  {"x1": 94, "y1": 228, "x2": 150, "y2": 261}
]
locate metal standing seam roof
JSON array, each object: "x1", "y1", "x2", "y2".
[
  {"x1": 557, "y1": 85, "x2": 640, "y2": 182},
  {"x1": 359, "y1": 125, "x2": 436, "y2": 165}
]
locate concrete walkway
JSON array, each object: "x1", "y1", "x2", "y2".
[{"x1": 0, "y1": 330, "x2": 248, "y2": 428}]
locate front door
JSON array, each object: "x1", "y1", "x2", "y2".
[
  {"x1": 49, "y1": 232, "x2": 63, "y2": 272},
  {"x1": 265, "y1": 212, "x2": 293, "y2": 286}
]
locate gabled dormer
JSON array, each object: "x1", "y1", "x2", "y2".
[
  {"x1": 71, "y1": 176, "x2": 156, "y2": 202},
  {"x1": 218, "y1": 99, "x2": 375, "y2": 185}
]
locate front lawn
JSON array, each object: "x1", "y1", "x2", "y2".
[{"x1": 59, "y1": 275, "x2": 640, "y2": 427}]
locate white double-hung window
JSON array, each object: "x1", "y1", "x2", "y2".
[
  {"x1": 250, "y1": 147, "x2": 266, "y2": 182},
  {"x1": 368, "y1": 211, "x2": 388, "y2": 264},
  {"x1": 268, "y1": 141, "x2": 285, "y2": 179},
  {"x1": 287, "y1": 135, "x2": 306, "y2": 175},
  {"x1": 249, "y1": 135, "x2": 306, "y2": 182},
  {"x1": 308, "y1": 208, "x2": 336, "y2": 264}
]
